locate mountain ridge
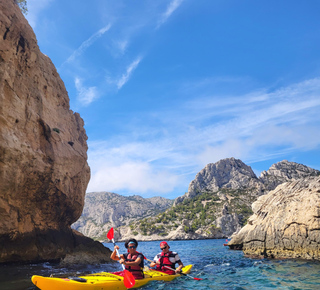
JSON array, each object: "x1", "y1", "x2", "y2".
[
  {"x1": 73, "y1": 158, "x2": 319, "y2": 241},
  {"x1": 72, "y1": 191, "x2": 173, "y2": 240}
]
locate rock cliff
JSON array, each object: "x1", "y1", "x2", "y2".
[
  {"x1": 0, "y1": 0, "x2": 111, "y2": 264},
  {"x1": 174, "y1": 158, "x2": 264, "y2": 205},
  {"x1": 260, "y1": 159, "x2": 319, "y2": 190},
  {"x1": 72, "y1": 192, "x2": 173, "y2": 240},
  {"x1": 228, "y1": 176, "x2": 320, "y2": 260},
  {"x1": 175, "y1": 158, "x2": 319, "y2": 205}
]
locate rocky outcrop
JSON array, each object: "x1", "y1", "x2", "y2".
[
  {"x1": 228, "y1": 176, "x2": 320, "y2": 260},
  {"x1": 175, "y1": 158, "x2": 320, "y2": 205},
  {"x1": 174, "y1": 158, "x2": 263, "y2": 204},
  {"x1": 72, "y1": 192, "x2": 173, "y2": 240},
  {"x1": 0, "y1": 0, "x2": 111, "y2": 264},
  {"x1": 260, "y1": 160, "x2": 320, "y2": 191}
]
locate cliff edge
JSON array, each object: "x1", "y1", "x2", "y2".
[{"x1": 0, "y1": 0, "x2": 111, "y2": 264}]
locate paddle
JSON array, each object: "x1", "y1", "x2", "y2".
[
  {"x1": 107, "y1": 228, "x2": 136, "y2": 288},
  {"x1": 144, "y1": 257, "x2": 203, "y2": 281}
]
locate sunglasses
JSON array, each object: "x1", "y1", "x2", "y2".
[
  {"x1": 161, "y1": 246, "x2": 167, "y2": 250},
  {"x1": 128, "y1": 246, "x2": 136, "y2": 249}
]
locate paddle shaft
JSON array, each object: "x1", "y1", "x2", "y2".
[{"x1": 111, "y1": 238, "x2": 125, "y2": 270}]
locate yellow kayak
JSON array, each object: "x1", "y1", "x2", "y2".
[{"x1": 31, "y1": 264, "x2": 193, "y2": 290}]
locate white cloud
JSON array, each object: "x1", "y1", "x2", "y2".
[
  {"x1": 116, "y1": 57, "x2": 142, "y2": 89},
  {"x1": 157, "y1": 0, "x2": 184, "y2": 28},
  {"x1": 87, "y1": 161, "x2": 179, "y2": 195},
  {"x1": 75, "y1": 77, "x2": 98, "y2": 106}
]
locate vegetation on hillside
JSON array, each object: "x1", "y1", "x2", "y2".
[{"x1": 129, "y1": 188, "x2": 255, "y2": 237}]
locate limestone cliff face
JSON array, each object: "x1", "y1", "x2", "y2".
[
  {"x1": 0, "y1": 0, "x2": 107, "y2": 264},
  {"x1": 175, "y1": 159, "x2": 319, "y2": 205},
  {"x1": 175, "y1": 158, "x2": 263, "y2": 205},
  {"x1": 72, "y1": 192, "x2": 173, "y2": 240},
  {"x1": 228, "y1": 176, "x2": 320, "y2": 260},
  {"x1": 260, "y1": 160, "x2": 319, "y2": 191}
]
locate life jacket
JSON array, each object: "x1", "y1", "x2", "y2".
[
  {"x1": 123, "y1": 252, "x2": 144, "y2": 279},
  {"x1": 156, "y1": 251, "x2": 176, "y2": 275}
]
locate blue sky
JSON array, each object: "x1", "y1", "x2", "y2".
[{"x1": 25, "y1": 0, "x2": 320, "y2": 199}]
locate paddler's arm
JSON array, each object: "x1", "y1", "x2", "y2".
[
  {"x1": 120, "y1": 256, "x2": 142, "y2": 266},
  {"x1": 175, "y1": 261, "x2": 184, "y2": 274},
  {"x1": 150, "y1": 258, "x2": 160, "y2": 267},
  {"x1": 110, "y1": 245, "x2": 122, "y2": 261}
]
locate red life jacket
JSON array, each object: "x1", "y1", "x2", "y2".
[
  {"x1": 123, "y1": 252, "x2": 144, "y2": 279},
  {"x1": 156, "y1": 251, "x2": 176, "y2": 275}
]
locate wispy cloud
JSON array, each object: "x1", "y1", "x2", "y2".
[
  {"x1": 116, "y1": 57, "x2": 142, "y2": 89},
  {"x1": 75, "y1": 77, "x2": 99, "y2": 106},
  {"x1": 87, "y1": 77, "x2": 320, "y2": 195},
  {"x1": 114, "y1": 39, "x2": 129, "y2": 55},
  {"x1": 157, "y1": 0, "x2": 184, "y2": 28},
  {"x1": 61, "y1": 24, "x2": 111, "y2": 67}
]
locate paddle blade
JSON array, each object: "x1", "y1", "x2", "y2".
[
  {"x1": 107, "y1": 227, "x2": 114, "y2": 240},
  {"x1": 194, "y1": 277, "x2": 203, "y2": 280},
  {"x1": 123, "y1": 270, "x2": 136, "y2": 288}
]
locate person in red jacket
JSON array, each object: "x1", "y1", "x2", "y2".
[
  {"x1": 111, "y1": 238, "x2": 145, "y2": 279},
  {"x1": 150, "y1": 241, "x2": 184, "y2": 274}
]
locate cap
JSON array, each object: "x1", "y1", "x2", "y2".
[{"x1": 160, "y1": 241, "x2": 168, "y2": 247}]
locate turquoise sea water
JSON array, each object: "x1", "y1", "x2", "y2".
[{"x1": 1, "y1": 239, "x2": 320, "y2": 290}]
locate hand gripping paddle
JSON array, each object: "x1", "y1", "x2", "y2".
[
  {"x1": 144, "y1": 257, "x2": 203, "y2": 280},
  {"x1": 107, "y1": 228, "x2": 136, "y2": 288}
]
